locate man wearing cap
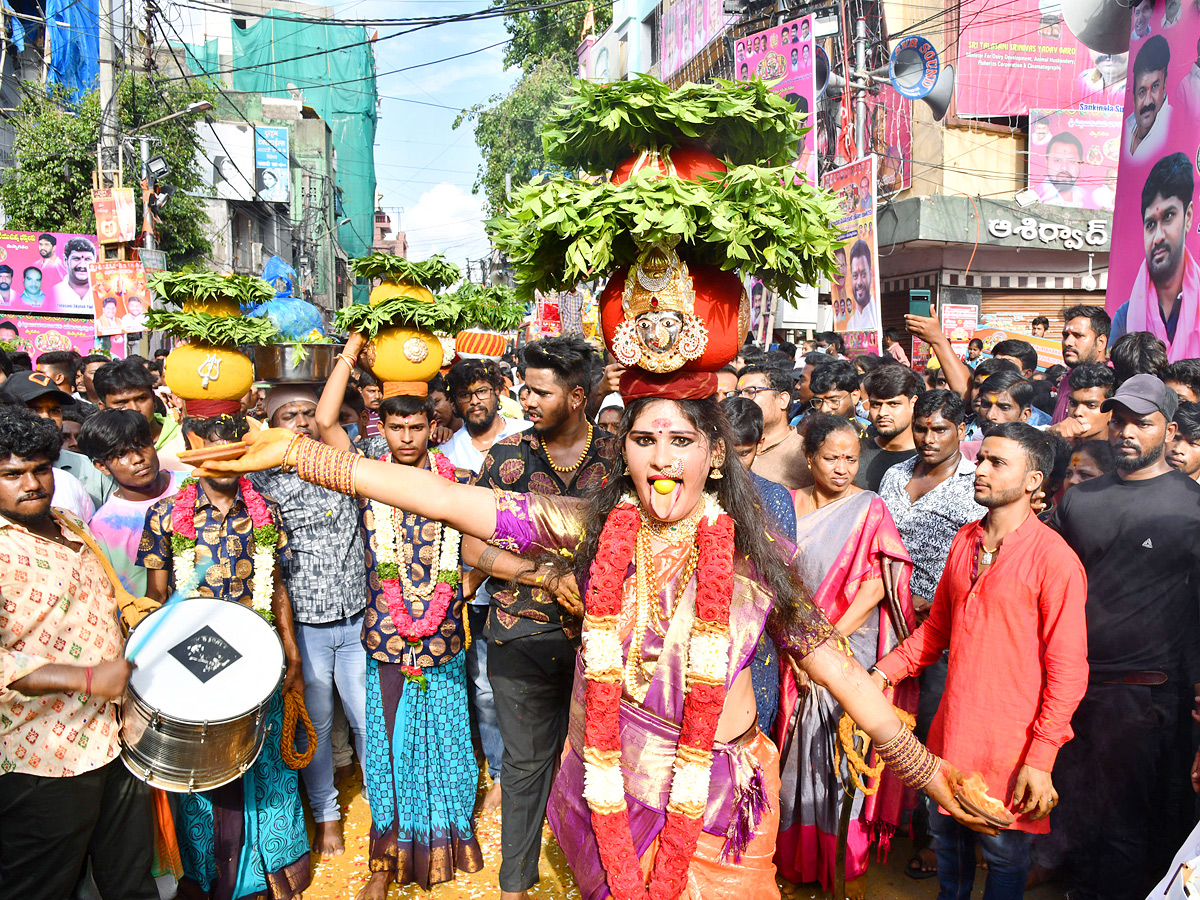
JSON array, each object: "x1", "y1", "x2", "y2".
[
  {"x1": 246, "y1": 385, "x2": 369, "y2": 858},
  {"x1": 1048, "y1": 374, "x2": 1200, "y2": 900},
  {"x1": 0, "y1": 370, "x2": 115, "y2": 511}
]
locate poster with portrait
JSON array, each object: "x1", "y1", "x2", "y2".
[
  {"x1": 954, "y1": 0, "x2": 1128, "y2": 117},
  {"x1": 746, "y1": 275, "x2": 775, "y2": 343},
  {"x1": 1028, "y1": 106, "x2": 1122, "y2": 211},
  {"x1": 1104, "y1": 0, "x2": 1200, "y2": 360},
  {"x1": 88, "y1": 260, "x2": 149, "y2": 337},
  {"x1": 0, "y1": 231, "x2": 100, "y2": 315},
  {"x1": 658, "y1": 0, "x2": 731, "y2": 80},
  {"x1": 92, "y1": 188, "x2": 136, "y2": 244},
  {"x1": 196, "y1": 122, "x2": 256, "y2": 202},
  {"x1": 823, "y1": 156, "x2": 880, "y2": 346},
  {"x1": 255, "y1": 126, "x2": 290, "y2": 202},
  {"x1": 0, "y1": 314, "x2": 125, "y2": 361},
  {"x1": 940, "y1": 303, "x2": 980, "y2": 358},
  {"x1": 734, "y1": 16, "x2": 817, "y2": 184}
]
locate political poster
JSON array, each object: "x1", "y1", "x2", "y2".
[
  {"x1": 941, "y1": 303, "x2": 980, "y2": 358},
  {"x1": 954, "y1": 0, "x2": 1127, "y2": 117},
  {"x1": 255, "y1": 126, "x2": 290, "y2": 202},
  {"x1": 1028, "y1": 106, "x2": 1122, "y2": 210},
  {"x1": 196, "y1": 122, "x2": 256, "y2": 202},
  {"x1": 0, "y1": 314, "x2": 121, "y2": 361},
  {"x1": 973, "y1": 326, "x2": 1065, "y2": 369},
  {"x1": 92, "y1": 188, "x2": 137, "y2": 244},
  {"x1": 747, "y1": 276, "x2": 775, "y2": 344},
  {"x1": 0, "y1": 231, "x2": 99, "y2": 315},
  {"x1": 88, "y1": 260, "x2": 149, "y2": 336},
  {"x1": 1105, "y1": 0, "x2": 1200, "y2": 360},
  {"x1": 734, "y1": 16, "x2": 817, "y2": 184},
  {"x1": 659, "y1": 0, "x2": 730, "y2": 79},
  {"x1": 823, "y1": 156, "x2": 881, "y2": 345},
  {"x1": 841, "y1": 330, "x2": 880, "y2": 355}
]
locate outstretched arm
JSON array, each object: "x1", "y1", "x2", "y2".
[
  {"x1": 195, "y1": 428, "x2": 502, "y2": 542},
  {"x1": 906, "y1": 304, "x2": 971, "y2": 399},
  {"x1": 802, "y1": 640, "x2": 997, "y2": 835},
  {"x1": 315, "y1": 333, "x2": 365, "y2": 451}
]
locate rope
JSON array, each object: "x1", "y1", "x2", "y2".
[
  {"x1": 281, "y1": 690, "x2": 317, "y2": 770},
  {"x1": 835, "y1": 707, "x2": 917, "y2": 796}
]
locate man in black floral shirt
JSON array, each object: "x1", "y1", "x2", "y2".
[{"x1": 469, "y1": 336, "x2": 617, "y2": 900}]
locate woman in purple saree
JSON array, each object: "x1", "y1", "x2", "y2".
[{"x1": 775, "y1": 415, "x2": 918, "y2": 895}]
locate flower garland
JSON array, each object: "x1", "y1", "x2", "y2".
[
  {"x1": 371, "y1": 450, "x2": 461, "y2": 687},
  {"x1": 581, "y1": 492, "x2": 735, "y2": 900},
  {"x1": 170, "y1": 476, "x2": 279, "y2": 622}
]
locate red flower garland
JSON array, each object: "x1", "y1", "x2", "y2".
[{"x1": 583, "y1": 504, "x2": 736, "y2": 900}]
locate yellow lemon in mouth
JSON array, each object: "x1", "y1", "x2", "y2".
[{"x1": 653, "y1": 479, "x2": 676, "y2": 495}]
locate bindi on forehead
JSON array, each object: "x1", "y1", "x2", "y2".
[{"x1": 650, "y1": 418, "x2": 674, "y2": 431}]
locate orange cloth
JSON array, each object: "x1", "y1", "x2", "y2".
[{"x1": 638, "y1": 729, "x2": 782, "y2": 900}]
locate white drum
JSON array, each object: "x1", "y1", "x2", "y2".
[{"x1": 121, "y1": 596, "x2": 285, "y2": 793}]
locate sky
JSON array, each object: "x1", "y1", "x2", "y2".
[{"x1": 350, "y1": 0, "x2": 521, "y2": 265}]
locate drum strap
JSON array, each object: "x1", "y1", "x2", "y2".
[{"x1": 58, "y1": 515, "x2": 163, "y2": 631}]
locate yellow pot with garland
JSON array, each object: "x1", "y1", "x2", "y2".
[{"x1": 361, "y1": 326, "x2": 443, "y2": 383}]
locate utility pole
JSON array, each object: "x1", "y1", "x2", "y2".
[
  {"x1": 97, "y1": 0, "x2": 120, "y2": 187},
  {"x1": 854, "y1": 16, "x2": 867, "y2": 159}
]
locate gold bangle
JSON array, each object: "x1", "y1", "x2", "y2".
[{"x1": 337, "y1": 353, "x2": 357, "y2": 370}]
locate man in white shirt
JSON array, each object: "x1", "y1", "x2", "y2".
[
  {"x1": 1037, "y1": 133, "x2": 1086, "y2": 207},
  {"x1": 1124, "y1": 36, "x2": 1173, "y2": 161},
  {"x1": 49, "y1": 237, "x2": 97, "y2": 312},
  {"x1": 846, "y1": 238, "x2": 880, "y2": 332},
  {"x1": 1176, "y1": 35, "x2": 1200, "y2": 121},
  {"x1": 439, "y1": 359, "x2": 531, "y2": 810}
]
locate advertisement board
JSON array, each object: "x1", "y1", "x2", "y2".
[
  {"x1": 954, "y1": 0, "x2": 1127, "y2": 117},
  {"x1": 734, "y1": 16, "x2": 817, "y2": 184},
  {"x1": 940, "y1": 303, "x2": 980, "y2": 358},
  {"x1": 0, "y1": 231, "x2": 99, "y2": 315},
  {"x1": 254, "y1": 126, "x2": 290, "y2": 202},
  {"x1": 659, "y1": 0, "x2": 731, "y2": 80},
  {"x1": 1105, "y1": 5, "x2": 1200, "y2": 359},
  {"x1": 824, "y1": 156, "x2": 881, "y2": 345},
  {"x1": 973, "y1": 326, "x2": 1065, "y2": 369},
  {"x1": 196, "y1": 122, "x2": 256, "y2": 202},
  {"x1": 88, "y1": 260, "x2": 150, "y2": 336},
  {"x1": 92, "y1": 188, "x2": 136, "y2": 244},
  {"x1": 1028, "y1": 106, "x2": 1122, "y2": 210}
]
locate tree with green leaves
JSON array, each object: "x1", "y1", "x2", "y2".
[
  {"x1": 496, "y1": 0, "x2": 612, "y2": 72},
  {"x1": 454, "y1": 58, "x2": 574, "y2": 218},
  {"x1": 0, "y1": 77, "x2": 214, "y2": 267}
]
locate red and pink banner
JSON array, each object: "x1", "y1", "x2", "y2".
[
  {"x1": 0, "y1": 231, "x2": 100, "y2": 316},
  {"x1": 824, "y1": 156, "x2": 881, "y2": 345},
  {"x1": 0, "y1": 314, "x2": 124, "y2": 362},
  {"x1": 1105, "y1": 0, "x2": 1200, "y2": 359},
  {"x1": 954, "y1": 0, "x2": 1128, "y2": 117},
  {"x1": 659, "y1": 0, "x2": 731, "y2": 80},
  {"x1": 1028, "y1": 106, "x2": 1122, "y2": 211}
]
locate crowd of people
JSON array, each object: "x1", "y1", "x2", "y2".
[{"x1": 2, "y1": 304, "x2": 1199, "y2": 900}]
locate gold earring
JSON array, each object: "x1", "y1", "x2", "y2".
[{"x1": 709, "y1": 465, "x2": 724, "y2": 480}]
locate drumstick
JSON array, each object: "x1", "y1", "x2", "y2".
[
  {"x1": 125, "y1": 562, "x2": 214, "y2": 663},
  {"x1": 58, "y1": 515, "x2": 141, "y2": 612}
]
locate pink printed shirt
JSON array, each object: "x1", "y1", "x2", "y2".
[{"x1": 0, "y1": 509, "x2": 123, "y2": 777}]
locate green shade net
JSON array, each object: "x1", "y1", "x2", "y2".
[{"x1": 182, "y1": 12, "x2": 378, "y2": 300}]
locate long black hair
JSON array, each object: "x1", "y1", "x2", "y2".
[{"x1": 572, "y1": 396, "x2": 822, "y2": 636}]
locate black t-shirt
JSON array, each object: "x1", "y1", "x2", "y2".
[
  {"x1": 1048, "y1": 469, "x2": 1200, "y2": 683},
  {"x1": 856, "y1": 438, "x2": 917, "y2": 492}
]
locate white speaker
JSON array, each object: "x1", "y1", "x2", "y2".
[
  {"x1": 815, "y1": 46, "x2": 845, "y2": 99},
  {"x1": 922, "y1": 63, "x2": 955, "y2": 121}
]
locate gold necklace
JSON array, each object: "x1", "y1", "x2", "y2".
[
  {"x1": 541, "y1": 423, "x2": 593, "y2": 473},
  {"x1": 637, "y1": 503, "x2": 703, "y2": 544}
]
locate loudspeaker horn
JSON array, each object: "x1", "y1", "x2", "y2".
[
  {"x1": 1062, "y1": 0, "x2": 1131, "y2": 54},
  {"x1": 888, "y1": 36, "x2": 941, "y2": 99},
  {"x1": 922, "y1": 63, "x2": 954, "y2": 121},
  {"x1": 815, "y1": 46, "x2": 845, "y2": 99}
]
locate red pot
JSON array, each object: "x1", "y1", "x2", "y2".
[{"x1": 610, "y1": 145, "x2": 727, "y2": 185}]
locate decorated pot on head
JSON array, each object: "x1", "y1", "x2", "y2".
[
  {"x1": 146, "y1": 270, "x2": 280, "y2": 417},
  {"x1": 490, "y1": 76, "x2": 844, "y2": 401},
  {"x1": 337, "y1": 253, "x2": 467, "y2": 397},
  {"x1": 449, "y1": 282, "x2": 528, "y2": 361}
]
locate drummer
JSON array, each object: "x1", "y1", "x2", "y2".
[
  {"x1": 247, "y1": 385, "x2": 370, "y2": 859},
  {"x1": 0, "y1": 405, "x2": 157, "y2": 900},
  {"x1": 138, "y1": 411, "x2": 311, "y2": 900}
]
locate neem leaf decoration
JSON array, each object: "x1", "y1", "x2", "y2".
[
  {"x1": 542, "y1": 76, "x2": 804, "y2": 172},
  {"x1": 447, "y1": 282, "x2": 529, "y2": 332},
  {"x1": 146, "y1": 268, "x2": 275, "y2": 308},
  {"x1": 333, "y1": 296, "x2": 466, "y2": 341},
  {"x1": 490, "y1": 163, "x2": 844, "y2": 299},
  {"x1": 349, "y1": 252, "x2": 462, "y2": 291},
  {"x1": 143, "y1": 309, "x2": 281, "y2": 346}
]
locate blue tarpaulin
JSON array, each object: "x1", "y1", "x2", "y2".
[{"x1": 45, "y1": 0, "x2": 99, "y2": 101}]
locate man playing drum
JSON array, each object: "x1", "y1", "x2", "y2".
[
  {"x1": 0, "y1": 406, "x2": 158, "y2": 900},
  {"x1": 139, "y1": 412, "x2": 310, "y2": 900}
]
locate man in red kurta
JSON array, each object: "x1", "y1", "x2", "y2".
[{"x1": 872, "y1": 422, "x2": 1089, "y2": 900}]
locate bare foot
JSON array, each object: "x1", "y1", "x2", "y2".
[
  {"x1": 905, "y1": 847, "x2": 937, "y2": 879},
  {"x1": 355, "y1": 872, "x2": 390, "y2": 900},
  {"x1": 313, "y1": 820, "x2": 345, "y2": 857},
  {"x1": 334, "y1": 764, "x2": 356, "y2": 784},
  {"x1": 846, "y1": 872, "x2": 867, "y2": 900},
  {"x1": 482, "y1": 779, "x2": 502, "y2": 811}
]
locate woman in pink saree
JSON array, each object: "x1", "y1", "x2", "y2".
[{"x1": 775, "y1": 414, "x2": 918, "y2": 896}]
